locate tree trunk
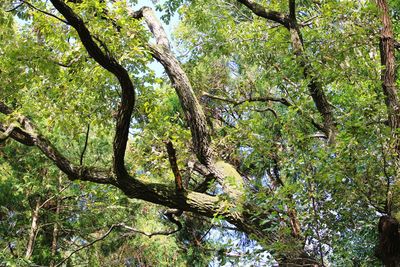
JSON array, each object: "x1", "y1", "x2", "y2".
[
  {"x1": 376, "y1": 1, "x2": 400, "y2": 265},
  {"x1": 50, "y1": 177, "x2": 62, "y2": 267},
  {"x1": 25, "y1": 198, "x2": 40, "y2": 259},
  {"x1": 375, "y1": 216, "x2": 400, "y2": 266}
]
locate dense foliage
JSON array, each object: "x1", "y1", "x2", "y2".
[{"x1": 1, "y1": 0, "x2": 400, "y2": 266}]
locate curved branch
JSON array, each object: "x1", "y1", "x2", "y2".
[
  {"x1": 130, "y1": 7, "x2": 212, "y2": 166},
  {"x1": 0, "y1": 122, "x2": 17, "y2": 142},
  {"x1": 55, "y1": 224, "x2": 118, "y2": 267},
  {"x1": 0, "y1": 102, "x2": 116, "y2": 185},
  {"x1": 130, "y1": 7, "x2": 248, "y2": 200},
  {"x1": 49, "y1": 0, "x2": 135, "y2": 178}
]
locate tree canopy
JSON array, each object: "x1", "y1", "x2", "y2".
[{"x1": 1, "y1": 0, "x2": 400, "y2": 266}]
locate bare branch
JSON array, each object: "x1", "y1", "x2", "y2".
[
  {"x1": 131, "y1": 7, "x2": 170, "y2": 50},
  {"x1": 5, "y1": 2, "x2": 24, "y2": 12},
  {"x1": 120, "y1": 209, "x2": 182, "y2": 238}
]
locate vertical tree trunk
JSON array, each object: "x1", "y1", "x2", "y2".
[
  {"x1": 50, "y1": 176, "x2": 62, "y2": 267},
  {"x1": 25, "y1": 198, "x2": 41, "y2": 259},
  {"x1": 376, "y1": 1, "x2": 400, "y2": 266},
  {"x1": 377, "y1": 0, "x2": 400, "y2": 151}
]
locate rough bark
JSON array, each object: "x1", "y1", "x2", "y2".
[
  {"x1": 375, "y1": 216, "x2": 400, "y2": 266},
  {"x1": 131, "y1": 7, "x2": 213, "y2": 166},
  {"x1": 377, "y1": 0, "x2": 400, "y2": 152},
  {"x1": 131, "y1": 6, "x2": 244, "y2": 199},
  {"x1": 376, "y1": 1, "x2": 400, "y2": 265},
  {"x1": 49, "y1": 0, "x2": 135, "y2": 180},
  {"x1": 0, "y1": 101, "x2": 269, "y2": 246}
]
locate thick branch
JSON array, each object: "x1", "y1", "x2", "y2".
[
  {"x1": 0, "y1": 102, "x2": 116, "y2": 185},
  {"x1": 131, "y1": 7, "x2": 170, "y2": 50},
  {"x1": 0, "y1": 122, "x2": 17, "y2": 142},
  {"x1": 0, "y1": 102, "x2": 265, "y2": 245},
  {"x1": 236, "y1": 0, "x2": 289, "y2": 27},
  {"x1": 49, "y1": 0, "x2": 135, "y2": 178},
  {"x1": 131, "y1": 7, "x2": 212, "y2": 167}
]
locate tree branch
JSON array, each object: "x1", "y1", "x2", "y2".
[
  {"x1": 49, "y1": 0, "x2": 135, "y2": 178},
  {"x1": 0, "y1": 122, "x2": 17, "y2": 142},
  {"x1": 23, "y1": 1, "x2": 70, "y2": 25},
  {"x1": 80, "y1": 123, "x2": 90, "y2": 166},
  {"x1": 55, "y1": 224, "x2": 118, "y2": 267},
  {"x1": 0, "y1": 101, "x2": 116, "y2": 185},
  {"x1": 377, "y1": 0, "x2": 400, "y2": 150},
  {"x1": 202, "y1": 92, "x2": 292, "y2": 107},
  {"x1": 131, "y1": 7, "x2": 212, "y2": 166},
  {"x1": 236, "y1": 0, "x2": 289, "y2": 27},
  {"x1": 164, "y1": 140, "x2": 184, "y2": 191},
  {"x1": 237, "y1": 0, "x2": 337, "y2": 142}
]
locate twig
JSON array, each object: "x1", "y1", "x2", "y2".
[
  {"x1": 120, "y1": 219, "x2": 182, "y2": 238},
  {"x1": 23, "y1": 1, "x2": 70, "y2": 25},
  {"x1": 55, "y1": 224, "x2": 118, "y2": 267},
  {"x1": 5, "y1": 2, "x2": 24, "y2": 12},
  {"x1": 56, "y1": 215, "x2": 182, "y2": 267},
  {"x1": 80, "y1": 123, "x2": 90, "y2": 166},
  {"x1": 38, "y1": 182, "x2": 72, "y2": 210}
]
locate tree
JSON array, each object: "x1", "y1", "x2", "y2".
[{"x1": 1, "y1": 0, "x2": 400, "y2": 265}]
